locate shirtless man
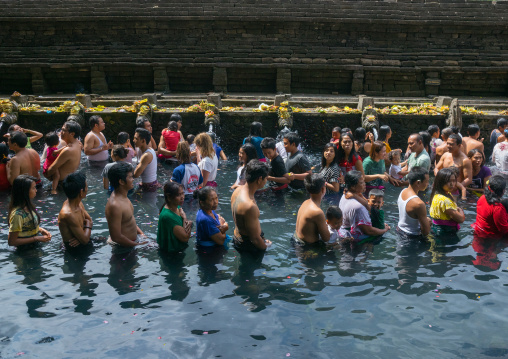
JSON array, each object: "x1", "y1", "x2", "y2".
[
  {"x1": 435, "y1": 127, "x2": 453, "y2": 164},
  {"x1": 133, "y1": 128, "x2": 158, "y2": 191},
  {"x1": 397, "y1": 166, "x2": 431, "y2": 238},
  {"x1": 294, "y1": 173, "x2": 330, "y2": 244},
  {"x1": 47, "y1": 120, "x2": 82, "y2": 183},
  {"x1": 462, "y1": 124, "x2": 484, "y2": 154},
  {"x1": 435, "y1": 134, "x2": 473, "y2": 187},
  {"x1": 6, "y1": 131, "x2": 41, "y2": 186},
  {"x1": 231, "y1": 160, "x2": 272, "y2": 252},
  {"x1": 84, "y1": 115, "x2": 112, "y2": 163},
  {"x1": 58, "y1": 171, "x2": 93, "y2": 248},
  {"x1": 105, "y1": 162, "x2": 147, "y2": 247},
  {"x1": 136, "y1": 116, "x2": 157, "y2": 150}
]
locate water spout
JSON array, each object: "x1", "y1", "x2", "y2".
[{"x1": 209, "y1": 123, "x2": 214, "y2": 134}]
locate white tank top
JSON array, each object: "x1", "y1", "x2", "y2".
[
  {"x1": 139, "y1": 148, "x2": 157, "y2": 183},
  {"x1": 397, "y1": 191, "x2": 421, "y2": 235},
  {"x1": 88, "y1": 132, "x2": 109, "y2": 162}
]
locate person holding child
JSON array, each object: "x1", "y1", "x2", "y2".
[
  {"x1": 170, "y1": 141, "x2": 203, "y2": 195},
  {"x1": 42, "y1": 131, "x2": 67, "y2": 194},
  {"x1": 231, "y1": 143, "x2": 257, "y2": 190},
  {"x1": 260, "y1": 137, "x2": 290, "y2": 191}
]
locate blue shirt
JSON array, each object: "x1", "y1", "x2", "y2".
[
  {"x1": 196, "y1": 209, "x2": 221, "y2": 247},
  {"x1": 213, "y1": 143, "x2": 223, "y2": 159},
  {"x1": 243, "y1": 136, "x2": 265, "y2": 160}
]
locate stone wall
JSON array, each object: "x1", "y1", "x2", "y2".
[{"x1": 1, "y1": 0, "x2": 508, "y2": 96}]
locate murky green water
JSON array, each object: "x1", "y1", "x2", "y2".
[{"x1": 1, "y1": 149, "x2": 507, "y2": 358}]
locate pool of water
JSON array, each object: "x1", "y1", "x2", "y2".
[{"x1": 1, "y1": 149, "x2": 508, "y2": 358}]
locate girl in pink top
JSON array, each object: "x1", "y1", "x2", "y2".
[{"x1": 42, "y1": 132, "x2": 66, "y2": 194}]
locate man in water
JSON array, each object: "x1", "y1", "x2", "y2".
[
  {"x1": 47, "y1": 120, "x2": 82, "y2": 183},
  {"x1": 58, "y1": 171, "x2": 93, "y2": 248},
  {"x1": 231, "y1": 160, "x2": 272, "y2": 252},
  {"x1": 294, "y1": 173, "x2": 330, "y2": 244},
  {"x1": 84, "y1": 115, "x2": 113, "y2": 163},
  {"x1": 136, "y1": 116, "x2": 157, "y2": 150},
  {"x1": 283, "y1": 132, "x2": 312, "y2": 190},
  {"x1": 435, "y1": 127, "x2": 453, "y2": 164},
  {"x1": 133, "y1": 128, "x2": 159, "y2": 191},
  {"x1": 6, "y1": 131, "x2": 41, "y2": 186},
  {"x1": 400, "y1": 133, "x2": 431, "y2": 176},
  {"x1": 105, "y1": 162, "x2": 147, "y2": 247},
  {"x1": 462, "y1": 124, "x2": 484, "y2": 154},
  {"x1": 435, "y1": 133, "x2": 473, "y2": 187}
]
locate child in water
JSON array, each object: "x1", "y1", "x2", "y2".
[
  {"x1": 449, "y1": 166, "x2": 467, "y2": 200},
  {"x1": 368, "y1": 189, "x2": 385, "y2": 230},
  {"x1": 330, "y1": 127, "x2": 341, "y2": 147},
  {"x1": 42, "y1": 131, "x2": 67, "y2": 194},
  {"x1": 326, "y1": 206, "x2": 343, "y2": 244},
  {"x1": 117, "y1": 132, "x2": 136, "y2": 164},
  {"x1": 102, "y1": 145, "x2": 129, "y2": 192},
  {"x1": 388, "y1": 151, "x2": 404, "y2": 181}
]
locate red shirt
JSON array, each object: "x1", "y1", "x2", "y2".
[
  {"x1": 337, "y1": 154, "x2": 360, "y2": 173},
  {"x1": 161, "y1": 130, "x2": 181, "y2": 158},
  {"x1": 472, "y1": 195, "x2": 508, "y2": 238},
  {"x1": 0, "y1": 162, "x2": 10, "y2": 191}
]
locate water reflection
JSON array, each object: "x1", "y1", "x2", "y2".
[
  {"x1": 196, "y1": 246, "x2": 229, "y2": 286},
  {"x1": 107, "y1": 248, "x2": 142, "y2": 296},
  {"x1": 158, "y1": 251, "x2": 190, "y2": 301},
  {"x1": 471, "y1": 235, "x2": 508, "y2": 271}
]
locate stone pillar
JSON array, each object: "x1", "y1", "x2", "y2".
[
  {"x1": 31, "y1": 67, "x2": 49, "y2": 95},
  {"x1": 154, "y1": 66, "x2": 169, "y2": 92},
  {"x1": 425, "y1": 72, "x2": 440, "y2": 97},
  {"x1": 276, "y1": 68, "x2": 291, "y2": 93},
  {"x1": 357, "y1": 95, "x2": 374, "y2": 110},
  {"x1": 274, "y1": 94, "x2": 291, "y2": 106},
  {"x1": 142, "y1": 93, "x2": 158, "y2": 106},
  {"x1": 76, "y1": 94, "x2": 92, "y2": 108},
  {"x1": 213, "y1": 67, "x2": 227, "y2": 93},
  {"x1": 91, "y1": 66, "x2": 108, "y2": 94},
  {"x1": 207, "y1": 93, "x2": 222, "y2": 109},
  {"x1": 436, "y1": 96, "x2": 452, "y2": 108},
  {"x1": 351, "y1": 70, "x2": 364, "y2": 96}
]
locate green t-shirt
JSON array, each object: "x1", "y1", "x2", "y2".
[
  {"x1": 157, "y1": 207, "x2": 187, "y2": 252},
  {"x1": 362, "y1": 156, "x2": 385, "y2": 187}
]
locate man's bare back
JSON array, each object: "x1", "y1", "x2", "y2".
[
  {"x1": 48, "y1": 141, "x2": 81, "y2": 181},
  {"x1": 7, "y1": 148, "x2": 40, "y2": 184},
  {"x1": 462, "y1": 137, "x2": 484, "y2": 154},
  {"x1": 295, "y1": 199, "x2": 329, "y2": 244},
  {"x1": 435, "y1": 142, "x2": 448, "y2": 163},
  {"x1": 58, "y1": 201, "x2": 91, "y2": 245}
]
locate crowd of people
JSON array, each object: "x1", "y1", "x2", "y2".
[{"x1": 2, "y1": 114, "x2": 508, "y2": 258}]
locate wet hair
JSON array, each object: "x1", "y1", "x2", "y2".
[
  {"x1": 431, "y1": 168, "x2": 456, "y2": 203},
  {"x1": 304, "y1": 173, "x2": 325, "y2": 194},
  {"x1": 136, "y1": 116, "x2": 150, "y2": 129},
  {"x1": 497, "y1": 118, "x2": 508, "y2": 129},
  {"x1": 240, "y1": 143, "x2": 258, "y2": 166},
  {"x1": 194, "y1": 132, "x2": 215, "y2": 159},
  {"x1": 89, "y1": 115, "x2": 102, "y2": 129},
  {"x1": 167, "y1": 121, "x2": 178, "y2": 131},
  {"x1": 368, "y1": 188, "x2": 384, "y2": 198},
  {"x1": 407, "y1": 166, "x2": 428, "y2": 185},
  {"x1": 170, "y1": 113, "x2": 182, "y2": 123},
  {"x1": 117, "y1": 132, "x2": 130, "y2": 145},
  {"x1": 108, "y1": 162, "x2": 133, "y2": 190},
  {"x1": 9, "y1": 131, "x2": 27, "y2": 148},
  {"x1": 62, "y1": 171, "x2": 87, "y2": 200},
  {"x1": 112, "y1": 145, "x2": 127, "y2": 160},
  {"x1": 192, "y1": 186, "x2": 216, "y2": 207},
  {"x1": 64, "y1": 121, "x2": 81, "y2": 138},
  {"x1": 326, "y1": 206, "x2": 342, "y2": 220},
  {"x1": 260, "y1": 137, "x2": 276, "y2": 150},
  {"x1": 369, "y1": 140, "x2": 386, "y2": 160},
  {"x1": 176, "y1": 141, "x2": 191, "y2": 163},
  {"x1": 344, "y1": 170, "x2": 363, "y2": 191},
  {"x1": 448, "y1": 133, "x2": 462, "y2": 146},
  {"x1": 337, "y1": 132, "x2": 358, "y2": 163},
  {"x1": 341, "y1": 128, "x2": 352, "y2": 135},
  {"x1": 419, "y1": 131, "x2": 431, "y2": 151},
  {"x1": 467, "y1": 149, "x2": 485, "y2": 167},
  {"x1": 388, "y1": 150, "x2": 400, "y2": 161},
  {"x1": 161, "y1": 181, "x2": 184, "y2": 213},
  {"x1": 186, "y1": 134, "x2": 195, "y2": 144},
  {"x1": 283, "y1": 132, "x2": 300, "y2": 147},
  {"x1": 135, "y1": 128, "x2": 151, "y2": 145},
  {"x1": 44, "y1": 131, "x2": 59, "y2": 147},
  {"x1": 249, "y1": 121, "x2": 263, "y2": 137},
  {"x1": 378, "y1": 125, "x2": 391, "y2": 142},
  {"x1": 485, "y1": 175, "x2": 506, "y2": 205},
  {"x1": 9, "y1": 175, "x2": 40, "y2": 229},
  {"x1": 450, "y1": 126, "x2": 460, "y2": 135},
  {"x1": 428, "y1": 125, "x2": 440, "y2": 137},
  {"x1": 467, "y1": 124, "x2": 480, "y2": 137},
  {"x1": 354, "y1": 127, "x2": 366, "y2": 144},
  {"x1": 321, "y1": 143, "x2": 337, "y2": 168},
  {"x1": 332, "y1": 127, "x2": 342, "y2": 134},
  {"x1": 245, "y1": 159, "x2": 269, "y2": 183},
  {"x1": 441, "y1": 127, "x2": 453, "y2": 140},
  {"x1": 0, "y1": 143, "x2": 9, "y2": 164}
]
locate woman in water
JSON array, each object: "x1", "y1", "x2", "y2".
[
  {"x1": 466, "y1": 149, "x2": 492, "y2": 195},
  {"x1": 336, "y1": 132, "x2": 364, "y2": 191},
  {"x1": 195, "y1": 132, "x2": 219, "y2": 187},
  {"x1": 8, "y1": 175, "x2": 51, "y2": 247},
  {"x1": 363, "y1": 141, "x2": 390, "y2": 192},
  {"x1": 319, "y1": 143, "x2": 341, "y2": 196},
  {"x1": 193, "y1": 186, "x2": 230, "y2": 249},
  {"x1": 157, "y1": 181, "x2": 192, "y2": 252},
  {"x1": 429, "y1": 168, "x2": 465, "y2": 235},
  {"x1": 231, "y1": 143, "x2": 258, "y2": 190},
  {"x1": 492, "y1": 128, "x2": 508, "y2": 179},
  {"x1": 472, "y1": 175, "x2": 508, "y2": 238},
  {"x1": 243, "y1": 121, "x2": 265, "y2": 161},
  {"x1": 171, "y1": 141, "x2": 203, "y2": 195},
  {"x1": 354, "y1": 127, "x2": 373, "y2": 160}
]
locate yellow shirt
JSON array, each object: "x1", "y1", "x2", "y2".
[
  {"x1": 384, "y1": 141, "x2": 392, "y2": 153},
  {"x1": 430, "y1": 194, "x2": 457, "y2": 220},
  {"x1": 9, "y1": 208, "x2": 39, "y2": 238}
]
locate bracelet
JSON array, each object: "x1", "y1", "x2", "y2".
[{"x1": 84, "y1": 226, "x2": 92, "y2": 229}]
